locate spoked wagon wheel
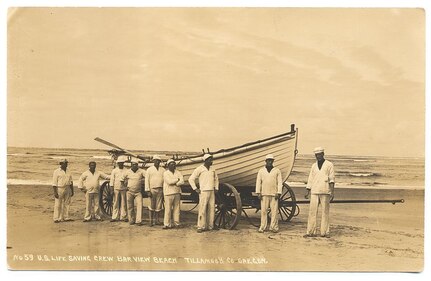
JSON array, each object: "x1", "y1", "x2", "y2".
[
  {"x1": 214, "y1": 183, "x2": 242, "y2": 230},
  {"x1": 99, "y1": 181, "x2": 114, "y2": 217},
  {"x1": 278, "y1": 183, "x2": 297, "y2": 222}
]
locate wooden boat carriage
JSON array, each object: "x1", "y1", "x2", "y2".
[{"x1": 96, "y1": 124, "x2": 404, "y2": 229}]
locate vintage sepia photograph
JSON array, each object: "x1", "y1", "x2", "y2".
[{"x1": 5, "y1": 6, "x2": 425, "y2": 272}]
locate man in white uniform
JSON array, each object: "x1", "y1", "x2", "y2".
[
  {"x1": 145, "y1": 155, "x2": 165, "y2": 226},
  {"x1": 122, "y1": 159, "x2": 146, "y2": 226},
  {"x1": 163, "y1": 159, "x2": 184, "y2": 229},
  {"x1": 52, "y1": 159, "x2": 74, "y2": 223},
  {"x1": 78, "y1": 161, "x2": 110, "y2": 222},
  {"x1": 255, "y1": 154, "x2": 283, "y2": 233},
  {"x1": 304, "y1": 147, "x2": 335, "y2": 238},
  {"x1": 110, "y1": 156, "x2": 128, "y2": 222},
  {"x1": 188, "y1": 154, "x2": 219, "y2": 233}
]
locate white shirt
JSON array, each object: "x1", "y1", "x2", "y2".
[
  {"x1": 163, "y1": 169, "x2": 184, "y2": 196},
  {"x1": 78, "y1": 170, "x2": 110, "y2": 193},
  {"x1": 255, "y1": 166, "x2": 283, "y2": 196},
  {"x1": 188, "y1": 165, "x2": 219, "y2": 191},
  {"x1": 306, "y1": 160, "x2": 335, "y2": 195},
  {"x1": 121, "y1": 168, "x2": 146, "y2": 193},
  {"x1": 145, "y1": 165, "x2": 165, "y2": 189},
  {"x1": 52, "y1": 168, "x2": 73, "y2": 188},
  {"x1": 110, "y1": 167, "x2": 126, "y2": 190}
]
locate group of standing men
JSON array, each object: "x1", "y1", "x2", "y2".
[
  {"x1": 51, "y1": 153, "x2": 219, "y2": 232},
  {"x1": 52, "y1": 147, "x2": 335, "y2": 237}
]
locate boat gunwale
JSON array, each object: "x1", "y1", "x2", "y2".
[{"x1": 176, "y1": 130, "x2": 297, "y2": 165}]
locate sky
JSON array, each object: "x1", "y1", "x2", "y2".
[{"x1": 7, "y1": 8, "x2": 425, "y2": 157}]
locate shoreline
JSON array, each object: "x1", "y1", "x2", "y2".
[{"x1": 6, "y1": 181, "x2": 426, "y2": 190}]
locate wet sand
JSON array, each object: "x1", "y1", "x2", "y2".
[{"x1": 7, "y1": 185, "x2": 424, "y2": 271}]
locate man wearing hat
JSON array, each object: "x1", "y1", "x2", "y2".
[
  {"x1": 52, "y1": 159, "x2": 74, "y2": 223},
  {"x1": 304, "y1": 147, "x2": 335, "y2": 238},
  {"x1": 121, "y1": 159, "x2": 146, "y2": 225},
  {"x1": 162, "y1": 159, "x2": 184, "y2": 229},
  {"x1": 78, "y1": 161, "x2": 111, "y2": 222},
  {"x1": 145, "y1": 155, "x2": 165, "y2": 226},
  {"x1": 110, "y1": 156, "x2": 128, "y2": 222},
  {"x1": 188, "y1": 154, "x2": 219, "y2": 233},
  {"x1": 255, "y1": 154, "x2": 283, "y2": 233}
]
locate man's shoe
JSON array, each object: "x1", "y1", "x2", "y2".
[
  {"x1": 162, "y1": 226, "x2": 170, "y2": 230},
  {"x1": 197, "y1": 228, "x2": 204, "y2": 233},
  {"x1": 303, "y1": 234, "x2": 315, "y2": 238},
  {"x1": 258, "y1": 229, "x2": 264, "y2": 233},
  {"x1": 110, "y1": 219, "x2": 117, "y2": 222},
  {"x1": 321, "y1": 234, "x2": 331, "y2": 238},
  {"x1": 64, "y1": 218, "x2": 74, "y2": 222},
  {"x1": 83, "y1": 219, "x2": 91, "y2": 223},
  {"x1": 54, "y1": 220, "x2": 60, "y2": 223},
  {"x1": 271, "y1": 229, "x2": 279, "y2": 233},
  {"x1": 123, "y1": 219, "x2": 129, "y2": 222}
]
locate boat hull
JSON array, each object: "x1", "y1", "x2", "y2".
[{"x1": 174, "y1": 130, "x2": 298, "y2": 188}]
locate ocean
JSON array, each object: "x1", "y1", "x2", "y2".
[{"x1": 6, "y1": 147, "x2": 425, "y2": 190}]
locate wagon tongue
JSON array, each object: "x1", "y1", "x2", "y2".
[{"x1": 94, "y1": 137, "x2": 146, "y2": 160}]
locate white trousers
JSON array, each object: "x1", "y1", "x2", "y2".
[
  {"x1": 53, "y1": 186, "x2": 72, "y2": 221},
  {"x1": 164, "y1": 193, "x2": 181, "y2": 227},
  {"x1": 197, "y1": 191, "x2": 215, "y2": 230},
  {"x1": 149, "y1": 187, "x2": 164, "y2": 212},
  {"x1": 84, "y1": 192, "x2": 101, "y2": 220},
  {"x1": 112, "y1": 190, "x2": 127, "y2": 220},
  {"x1": 127, "y1": 191, "x2": 142, "y2": 224},
  {"x1": 306, "y1": 194, "x2": 330, "y2": 236},
  {"x1": 260, "y1": 195, "x2": 279, "y2": 232}
]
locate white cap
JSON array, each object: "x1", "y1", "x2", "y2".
[
  {"x1": 116, "y1": 156, "x2": 127, "y2": 163},
  {"x1": 313, "y1": 147, "x2": 324, "y2": 154},
  {"x1": 153, "y1": 155, "x2": 161, "y2": 161},
  {"x1": 203, "y1": 154, "x2": 213, "y2": 161},
  {"x1": 59, "y1": 158, "x2": 68, "y2": 164},
  {"x1": 166, "y1": 159, "x2": 175, "y2": 166},
  {"x1": 130, "y1": 158, "x2": 140, "y2": 164},
  {"x1": 265, "y1": 154, "x2": 275, "y2": 160}
]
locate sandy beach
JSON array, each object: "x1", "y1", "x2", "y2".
[{"x1": 6, "y1": 185, "x2": 423, "y2": 271}]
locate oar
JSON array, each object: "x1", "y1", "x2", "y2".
[{"x1": 94, "y1": 137, "x2": 145, "y2": 160}]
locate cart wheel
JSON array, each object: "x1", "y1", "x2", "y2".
[
  {"x1": 278, "y1": 183, "x2": 297, "y2": 222},
  {"x1": 99, "y1": 181, "x2": 114, "y2": 217},
  {"x1": 214, "y1": 183, "x2": 242, "y2": 230}
]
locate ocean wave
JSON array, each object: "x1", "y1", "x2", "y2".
[
  {"x1": 7, "y1": 179, "x2": 52, "y2": 186},
  {"x1": 7, "y1": 153, "x2": 37, "y2": 157},
  {"x1": 353, "y1": 159, "x2": 375, "y2": 162},
  {"x1": 349, "y1": 172, "x2": 375, "y2": 177},
  {"x1": 92, "y1": 155, "x2": 112, "y2": 160},
  {"x1": 287, "y1": 181, "x2": 307, "y2": 187}
]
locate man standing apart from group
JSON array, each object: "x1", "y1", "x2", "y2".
[
  {"x1": 110, "y1": 156, "x2": 128, "y2": 222},
  {"x1": 163, "y1": 159, "x2": 184, "y2": 229},
  {"x1": 52, "y1": 159, "x2": 74, "y2": 223},
  {"x1": 78, "y1": 161, "x2": 110, "y2": 222},
  {"x1": 255, "y1": 154, "x2": 283, "y2": 233},
  {"x1": 122, "y1": 159, "x2": 146, "y2": 226},
  {"x1": 145, "y1": 155, "x2": 165, "y2": 226},
  {"x1": 189, "y1": 154, "x2": 219, "y2": 233},
  {"x1": 304, "y1": 147, "x2": 335, "y2": 238}
]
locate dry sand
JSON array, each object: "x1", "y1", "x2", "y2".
[{"x1": 7, "y1": 185, "x2": 423, "y2": 271}]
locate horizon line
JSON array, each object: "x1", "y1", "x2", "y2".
[{"x1": 6, "y1": 145, "x2": 425, "y2": 159}]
